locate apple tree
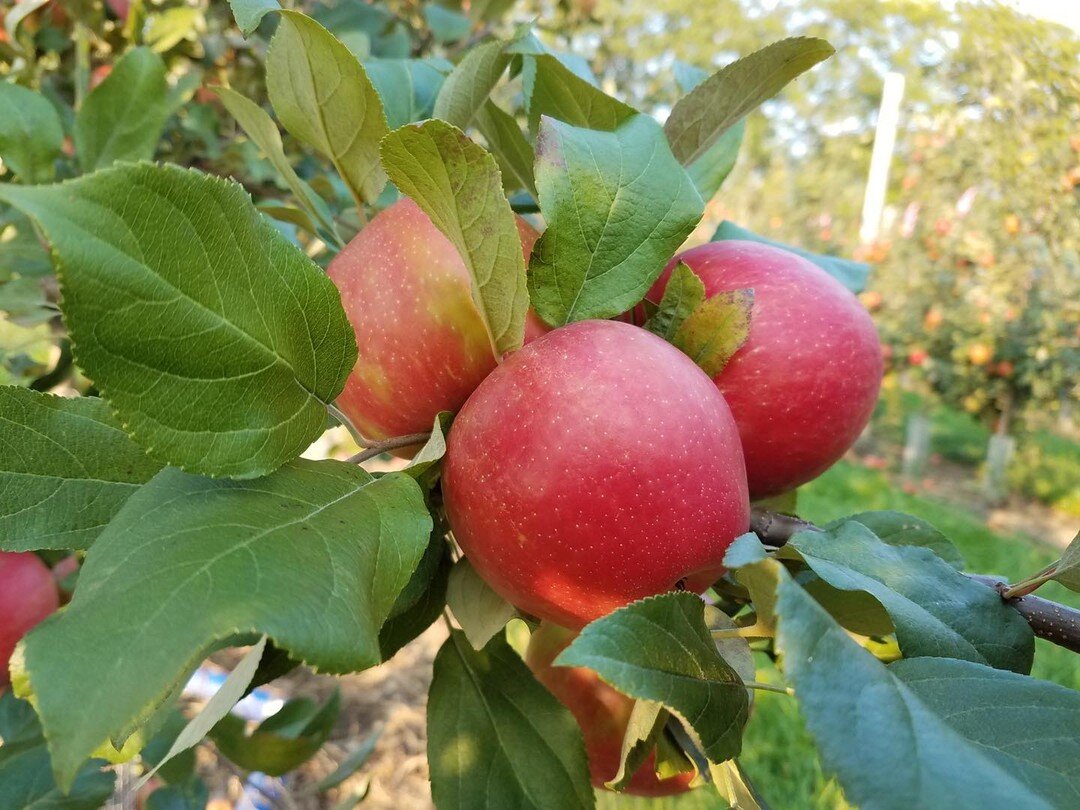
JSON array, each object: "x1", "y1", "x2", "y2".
[{"x1": 1, "y1": 1, "x2": 1079, "y2": 808}]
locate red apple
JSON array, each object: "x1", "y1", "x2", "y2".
[
  {"x1": 0, "y1": 552, "x2": 60, "y2": 689},
  {"x1": 649, "y1": 241, "x2": 882, "y2": 498},
  {"x1": 443, "y1": 319, "x2": 749, "y2": 628},
  {"x1": 329, "y1": 199, "x2": 540, "y2": 441},
  {"x1": 526, "y1": 622, "x2": 696, "y2": 797}
]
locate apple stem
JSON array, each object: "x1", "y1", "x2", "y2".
[{"x1": 347, "y1": 432, "x2": 433, "y2": 464}]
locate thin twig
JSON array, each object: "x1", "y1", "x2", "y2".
[
  {"x1": 346, "y1": 432, "x2": 431, "y2": 464},
  {"x1": 750, "y1": 507, "x2": 1080, "y2": 654}
]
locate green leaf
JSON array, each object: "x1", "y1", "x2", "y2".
[
  {"x1": 315, "y1": 726, "x2": 382, "y2": 791},
  {"x1": 0, "y1": 163, "x2": 357, "y2": 479},
  {"x1": 474, "y1": 101, "x2": 537, "y2": 199},
  {"x1": 366, "y1": 57, "x2": 450, "y2": 129},
  {"x1": 144, "y1": 777, "x2": 209, "y2": 810},
  {"x1": 0, "y1": 82, "x2": 63, "y2": 183},
  {"x1": 1050, "y1": 531, "x2": 1080, "y2": 591},
  {"x1": 214, "y1": 86, "x2": 339, "y2": 241},
  {"x1": 709, "y1": 760, "x2": 762, "y2": 810},
  {"x1": 144, "y1": 6, "x2": 201, "y2": 53},
  {"x1": 664, "y1": 37, "x2": 834, "y2": 166},
  {"x1": 380, "y1": 119, "x2": 529, "y2": 355},
  {"x1": 467, "y1": 0, "x2": 517, "y2": 23},
  {"x1": 446, "y1": 557, "x2": 517, "y2": 649},
  {"x1": 0, "y1": 388, "x2": 163, "y2": 551},
  {"x1": 781, "y1": 522, "x2": 1034, "y2": 672},
  {"x1": 227, "y1": 0, "x2": 280, "y2": 36},
  {"x1": 3, "y1": 0, "x2": 52, "y2": 45},
  {"x1": 433, "y1": 39, "x2": 512, "y2": 130},
  {"x1": 892, "y1": 656, "x2": 1080, "y2": 807},
  {"x1": 211, "y1": 691, "x2": 340, "y2": 776},
  {"x1": 686, "y1": 119, "x2": 744, "y2": 202},
  {"x1": 427, "y1": 631, "x2": 594, "y2": 810},
  {"x1": 711, "y1": 220, "x2": 870, "y2": 293},
  {"x1": 0, "y1": 275, "x2": 53, "y2": 326},
  {"x1": 403, "y1": 410, "x2": 452, "y2": 482},
  {"x1": 672, "y1": 61, "x2": 708, "y2": 93},
  {"x1": 310, "y1": 1, "x2": 409, "y2": 58},
  {"x1": 140, "y1": 639, "x2": 267, "y2": 789},
  {"x1": 643, "y1": 262, "x2": 705, "y2": 341},
  {"x1": 528, "y1": 115, "x2": 703, "y2": 326},
  {"x1": 722, "y1": 533, "x2": 782, "y2": 631},
  {"x1": 140, "y1": 710, "x2": 198, "y2": 785},
  {"x1": 74, "y1": 48, "x2": 171, "y2": 172},
  {"x1": 558, "y1": 593, "x2": 749, "y2": 765},
  {"x1": 605, "y1": 700, "x2": 666, "y2": 792},
  {"x1": 522, "y1": 54, "x2": 635, "y2": 134},
  {"x1": 775, "y1": 576, "x2": 1052, "y2": 810},
  {"x1": 266, "y1": 10, "x2": 389, "y2": 208},
  {"x1": 22, "y1": 460, "x2": 431, "y2": 788},
  {"x1": 835, "y1": 511, "x2": 965, "y2": 570},
  {"x1": 671, "y1": 288, "x2": 754, "y2": 377},
  {"x1": 0, "y1": 691, "x2": 115, "y2": 810},
  {"x1": 423, "y1": 4, "x2": 470, "y2": 44},
  {"x1": 378, "y1": 540, "x2": 451, "y2": 661}
]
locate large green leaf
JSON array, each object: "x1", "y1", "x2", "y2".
[
  {"x1": 0, "y1": 691, "x2": 115, "y2": 810},
  {"x1": 0, "y1": 163, "x2": 357, "y2": 479},
  {"x1": 266, "y1": 11, "x2": 389, "y2": 208},
  {"x1": 0, "y1": 82, "x2": 63, "y2": 183},
  {"x1": 427, "y1": 631, "x2": 594, "y2": 810},
  {"x1": 366, "y1": 57, "x2": 450, "y2": 128},
  {"x1": 558, "y1": 593, "x2": 749, "y2": 765},
  {"x1": 664, "y1": 37, "x2": 834, "y2": 166},
  {"x1": 74, "y1": 48, "x2": 171, "y2": 172},
  {"x1": 781, "y1": 522, "x2": 1034, "y2": 672},
  {"x1": 836, "y1": 511, "x2": 965, "y2": 570},
  {"x1": 775, "y1": 576, "x2": 1053, "y2": 810},
  {"x1": 0, "y1": 388, "x2": 163, "y2": 551},
  {"x1": 521, "y1": 54, "x2": 635, "y2": 134},
  {"x1": 213, "y1": 86, "x2": 339, "y2": 240},
  {"x1": 23, "y1": 459, "x2": 431, "y2": 788},
  {"x1": 433, "y1": 39, "x2": 512, "y2": 130},
  {"x1": 380, "y1": 120, "x2": 529, "y2": 355},
  {"x1": 711, "y1": 220, "x2": 870, "y2": 293},
  {"x1": 528, "y1": 114, "x2": 703, "y2": 326},
  {"x1": 310, "y1": 0, "x2": 410, "y2": 58},
  {"x1": 892, "y1": 657, "x2": 1080, "y2": 807}
]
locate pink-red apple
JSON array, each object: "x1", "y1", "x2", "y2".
[
  {"x1": 0, "y1": 552, "x2": 60, "y2": 689},
  {"x1": 329, "y1": 199, "x2": 540, "y2": 441},
  {"x1": 526, "y1": 622, "x2": 695, "y2": 797},
  {"x1": 443, "y1": 320, "x2": 749, "y2": 628},
  {"x1": 649, "y1": 241, "x2": 882, "y2": 498}
]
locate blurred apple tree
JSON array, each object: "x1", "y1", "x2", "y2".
[{"x1": 532, "y1": 0, "x2": 1079, "y2": 437}]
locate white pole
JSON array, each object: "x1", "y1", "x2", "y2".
[{"x1": 859, "y1": 71, "x2": 905, "y2": 245}]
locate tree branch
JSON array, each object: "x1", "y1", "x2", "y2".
[{"x1": 749, "y1": 507, "x2": 1080, "y2": 655}]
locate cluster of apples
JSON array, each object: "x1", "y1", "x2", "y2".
[{"x1": 341, "y1": 199, "x2": 884, "y2": 793}]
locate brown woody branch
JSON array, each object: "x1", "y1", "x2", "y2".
[
  {"x1": 749, "y1": 508, "x2": 1080, "y2": 655},
  {"x1": 347, "y1": 432, "x2": 431, "y2": 464}
]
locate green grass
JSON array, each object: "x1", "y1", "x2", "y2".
[{"x1": 600, "y1": 460, "x2": 1079, "y2": 810}]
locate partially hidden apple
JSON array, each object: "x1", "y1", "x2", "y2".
[
  {"x1": 526, "y1": 621, "x2": 695, "y2": 797},
  {"x1": 443, "y1": 319, "x2": 749, "y2": 628},
  {"x1": 0, "y1": 551, "x2": 60, "y2": 689},
  {"x1": 329, "y1": 198, "x2": 541, "y2": 441},
  {"x1": 650, "y1": 241, "x2": 883, "y2": 498}
]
